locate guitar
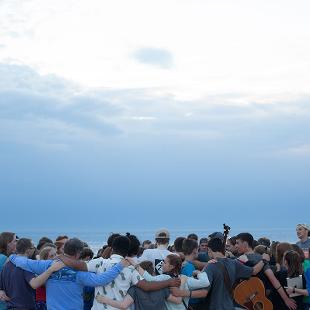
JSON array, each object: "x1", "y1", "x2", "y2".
[{"x1": 233, "y1": 277, "x2": 273, "y2": 310}]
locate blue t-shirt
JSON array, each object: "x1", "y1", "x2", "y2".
[
  {"x1": 181, "y1": 261, "x2": 200, "y2": 304},
  {"x1": 0, "y1": 254, "x2": 7, "y2": 310},
  {"x1": 9, "y1": 255, "x2": 124, "y2": 310}
]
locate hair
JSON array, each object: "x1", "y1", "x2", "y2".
[
  {"x1": 257, "y1": 237, "x2": 271, "y2": 248},
  {"x1": 182, "y1": 238, "x2": 198, "y2": 256},
  {"x1": 166, "y1": 254, "x2": 182, "y2": 275},
  {"x1": 254, "y1": 245, "x2": 270, "y2": 255},
  {"x1": 63, "y1": 238, "x2": 84, "y2": 256},
  {"x1": 40, "y1": 242, "x2": 56, "y2": 250},
  {"x1": 142, "y1": 240, "x2": 152, "y2": 247},
  {"x1": 208, "y1": 238, "x2": 223, "y2": 253},
  {"x1": 126, "y1": 233, "x2": 141, "y2": 257},
  {"x1": 187, "y1": 233, "x2": 198, "y2": 241},
  {"x1": 236, "y1": 233, "x2": 254, "y2": 249},
  {"x1": 80, "y1": 247, "x2": 94, "y2": 260},
  {"x1": 55, "y1": 235, "x2": 68, "y2": 252},
  {"x1": 284, "y1": 250, "x2": 302, "y2": 278},
  {"x1": 39, "y1": 246, "x2": 56, "y2": 260},
  {"x1": 37, "y1": 237, "x2": 53, "y2": 251},
  {"x1": 16, "y1": 238, "x2": 33, "y2": 254},
  {"x1": 199, "y1": 238, "x2": 208, "y2": 245},
  {"x1": 275, "y1": 242, "x2": 292, "y2": 265},
  {"x1": 139, "y1": 260, "x2": 154, "y2": 275},
  {"x1": 227, "y1": 236, "x2": 236, "y2": 246},
  {"x1": 174, "y1": 237, "x2": 186, "y2": 252},
  {"x1": 291, "y1": 244, "x2": 305, "y2": 264},
  {"x1": 107, "y1": 233, "x2": 121, "y2": 247},
  {"x1": 270, "y1": 241, "x2": 279, "y2": 260},
  {"x1": 155, "y1": 234, "x2": 170, "y2": 245},
  {"x1": 0, "y1": 232, "x2": 15, "y2": 256},
  {"x1": 112, "y1": 236, "x2": 130, "y2": 257}
]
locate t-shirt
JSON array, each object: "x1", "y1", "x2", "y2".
[
  {"x1": 296, "y1": 239, "x2": 310, "y2": 257},
  {"x1": 198, "y1": 252, "x2": 210, "y2": 263},
  {"x1": 0, "y1": 254, "x2": 7, "y2": 310},
  {"x1": 127, "y1": 286, "x2": 169, "y2": 310},
  {"x1": 0, "y1": 261, "x2": 36, "y2": 309},
  {"x1": 181, "y1": 261, "x2": 199, "y2": 304},
  {"x1": 204, "y1": 258, "x2": 253, "y2": 310},
  {"x1": 139, "y1": 247, "x2": 172, "y2": 275}
]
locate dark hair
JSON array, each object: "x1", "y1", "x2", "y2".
[
  {"x1": 80, "y1": 247, "x2": 94, "y2": 260},
  {"x1": 139, "y1": 260, "x2": 154, "y2": 275},
  {"x1": 156, "y1": 237, "x2": 170, "y2": 245},
  {"x1": 107, "y1": 233, "x2": 121, "y2": 247},
  {"x1": 0, "y1": 232, "x2": 15, "y2": 256},
  {"x1": 40, "y1": 242, "x2": 56, "y2": 250},
  {"x1": 126, "y1": 233, "x2": 141, "y2": 257},
  {"x1": 166, "y1": 254, "x2": 182, "y2": 275},
  {"x1": 63, "y1": 238, "x2": 84, "y2": 256},
  {"x1": 257, "y1": 237, "x2": 271, "y2": 248},
  {"x1": 182, "y1": 238, "x2": 198, "y2": 255},
  {"x1": 142, "y1": 240, "x2": 152, "y2": 247},
  {"x1": 254, "y1": 245, "x2": 269, "y2": 255},
  {"x1": 187, "y1": 233, "x2": 198, "y2": 241},
  {"x1": 276, "y1": 242, "x2": 292, "y2": 265},
  {"x1": 228, "y1": 236, "x2": 236, "y2": 246},
  {"x1": 199, "y1": 238, "x2": 208, "y2": 245},
  {"x1": 174, "y1": 237, "x2": 185, "y2": 252},
  {"x1": 112, "y1": 236, "x2": 130, "y2": 257},
  {"x1": 16, "y1": 238, "x2": 33, "y2": 254},
  {"x1": 291, "y1": 244, "x2": 305, "y2": 263},
  {"x1": 37, "y1": 237, "x2": 53, "y2": 250},
  {"x1": 284, "y1": 251, "x2": 302, "y2": 278},
  {"x1": 236, "y1": 233, "x2": 254, "y2": 249},
  {"x1": 208, "y1": 238, "x2": 223, "y2": 252}
]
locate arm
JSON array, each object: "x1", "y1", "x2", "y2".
[
  {"x1": 136, "y1": 278, "x2": 181, "y2": 292},
  {"x1": 167, "y1": 294, "x2": 182, "y2": 304},
  {"x1": 96, "y1": 294, "x2": 133, "y2": 310},
  {"x1": 77, "y1": 262, "x2": 124, "y2": 287},
  {"x1": 29, "y1": 261, "x2": 65, "y2": 289},
  {"x1": 58, "y1": 254, "x2": 88, "y2": 271},
  {"x1": 286, "y1": 287, "x2": 309, "y2": 297},
  {"x1": 192, "y1": 260, "x2": 208, "y2": 270},
  {"x1": 186, "y1": 272, "x2": 210, "y2": 289},
  {"x1": 9, "y1": 255, "x2": 52, "y2": 275},
  {"x1": 170, "y1": 287, "x2": 208, "y2": 298},
  {"x1": 252, "y1": 260, "x2": 265, "y2": 275},
  {"x1": 142, "y1": 270, "x2": 171, "y2": 282}
]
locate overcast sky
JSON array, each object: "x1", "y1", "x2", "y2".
[{"x1": 0, "y1": 0, "x2": 309, "y2": 231}]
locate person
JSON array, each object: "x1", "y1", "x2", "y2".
[
  {"x1": 235, "y1": 233, "x2": 297, "y2": 310},
  {"x1": 95, "y1": 260, "x2": 182, "y2": 310},
  {"x1": 197, "y1": 238, "x2": 210, "y2": 263},
  {"x1": 296, "y1": 224, "x2": 310, "y2": 259},
  {"x1": 171, "y1": 238, "x2": 267, "y2": 310},
  {"x1": 54, "y1": 235, "x2": 68, "y2": 255},
  {"x1": 137, "y1": 254, "x2": 210, "y2": 310},
  {"x1": 226, "y1": 236, "x2": 238, "y2": 257},
  {"x1": 0, "y1": 232, "x2": 17, "y2": 310},
  {"x1": 187, "y1": 234, "x2": 199, "y2": 241},
  {"x1": 142, "y1": 240, "x2": 152, "y2": 249},
  {"x1": 126, "y1": 233, "x2": 140, "y2": 264},
  {"x1": 139, "y1": 229, "x2": 172, "y2": 274},
  {"x1": 0, "y1": 238, "x2": 64, "y2": 310},
  {"x1": 6, "y1": 238, "x2": 131, "y2": 310},
  {"x1": 258, "y1": 237, "x2": 271, "y2": 248},
  {"x1": 37, "y1": 237, "x2": 53, "y2": 251},
  {"x1": 60, "y1": 235, "x2": 181, "y2": 310}
]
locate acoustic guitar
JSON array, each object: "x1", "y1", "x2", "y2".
[{"x1": 233, "y1": 277, "x2": 273, "y2": 310}]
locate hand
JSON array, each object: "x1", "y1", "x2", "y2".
[
  {"x1": 49, "y1": 261, "x2": 65, "y2": 273},
  {"x1": 96, "y1": 293, "x2": 107, "y2": 304},
  {"x1": 192, "y1": 270, "x2": 201, "y2": 277},
  {"x1": 285, "y1": 287, "x2": 294, "y2": 295},
  {"x1": 170, "y1": 287, "x2": 186, "y2": 297},
  {"x1": 262, "y1": 253, "x2": 270, "y2": 262},
  {"x1": 168, "y1": 277, "x2": 181, "y2": 287},
  {"x1": 285, "y1": 297, "x2": 297, "y2": 310},
  {"x1": 123, "y1": 257, "x2": 137, "y2": 267},
  {"x1": 0, "y1": 290, "x2": 10, "y2": 301}
]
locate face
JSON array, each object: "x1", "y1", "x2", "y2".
[
  {"x1": 7, "y1": 235, "x2": 17, "y2": 254},
  {"x1": 235, "y1": 239, "x2": 247, "y2": 254},
  {"x1": 162, "y1": 258, "x2": 174, "y2": 273},
  {"x1": 199, "y1": 242, "x2": 208, "y2": 252},
  {"x1": 48, "y1": 248, "x2": 57, "y2": 259},
  {"x1": 26, "y1": 242, "x2": 36, "y2": 258},
  {"x1": 226, "y1": 240, "x2": 236, "y2": 253},
  {"x1": 296, "y1": 227, "x2": 308, "y2": 240}
]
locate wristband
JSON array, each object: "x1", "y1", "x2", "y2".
[{"x1": 276, "y1": 286, "x2": 282, "y2": 291}]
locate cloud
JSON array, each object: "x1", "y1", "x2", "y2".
[{"x1": 133, "y1": 47, "x2": 174, "y2": 69}]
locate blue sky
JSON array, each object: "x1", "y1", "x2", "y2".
[{"x1": 0, "y1": 0, "x2": 310, "y2": 231}]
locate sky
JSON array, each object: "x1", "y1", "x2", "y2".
[{"x1": 0, "y1": 0, "x2": 309, "y2": 232}]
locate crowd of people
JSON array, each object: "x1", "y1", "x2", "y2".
[{"x1": 0, "y1": 224, "x2": 309, "y2": 310}]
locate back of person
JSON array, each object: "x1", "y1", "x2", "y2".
[{"x1": 0, "y1": 261, "x2": 35, "y2": 309}]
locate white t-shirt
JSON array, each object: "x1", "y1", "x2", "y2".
[
  {"x1": 139, "y1": 246, "x2": 172, "y2": 274},
  {"x1": 87, "y1": 254, "x2": 143, "y2": 310}
]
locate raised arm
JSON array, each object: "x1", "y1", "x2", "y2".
[
  {"x1": 96, "y1": 294, "x2": 133, "y2": 310},
  {"x1": 9, "y1": 255, "x2": 52, "y2": 275}
]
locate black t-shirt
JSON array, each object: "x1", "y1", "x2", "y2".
[{"x1": 0, "y1": 261, "x2": 36, "y2": 309}]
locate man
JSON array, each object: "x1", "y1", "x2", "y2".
[
  {"x1": 171, "y1": 238, "x2": 267, "y2": 310},
  {"x1": 235, "y1": 232, "x2": 297, "y2": 310},
  {"x1": 296, "y1": 224, "x2": 310, "y2": 258},
  {"x1": 0, "y1": 238, "x2": 64, "y2": 310},
  {"x1": 6, "y1": 238, "x2": 130, "y2": 310},
  {"x1": 139, "y1": 229, "x2": 172, "y2": 274},
  {"x1": 60, "y1": 235, "x2": 180, "y2": 310}
]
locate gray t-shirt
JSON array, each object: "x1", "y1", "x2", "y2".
[
  {"x1": 205, "y1": 258, "x2": 253, "y2": 310},
  {"x1": 127, "y1": 286, "x2": 169, "y2": 310},
  {"x1": 296, "y1": 238, "x2": 310, "y2": 251}
]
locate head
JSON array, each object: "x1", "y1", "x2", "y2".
[
  {"x1": 112, "y1": 235, "x2": 130, "y2": 257},
  {"x1": 275, "y1": 242, "x2": 292, "y2": 265},
  {"x1": 142, "y1": 240, "x2": 152, "y2": 249},
  {"x1": 163, "y1": 254, "x2": 182, "y2": 275},
  {"x1": 16, "y1": 238, "x2": 36, "y2": 258},
  {"x1": 291, "y1": 244, "x2": 306, "y2": 263},
  {"x1": 226, "y1": 236, "x2": 238, "y2": 255},
  {"x1": 139, "y1": 260, "x2": 154, "y2": 275},
  {"x1": 283, "y1": 250, "x2": 302, "y2": 278},
  {"x1": 80, "y1": 247, "x2": 94, "y2": 261},
  {"x1": 254, "y1": 245, "x2": 270, "y2": 256},
  {"x1": 39, "y1": 246, "x2": 57, "y2": 260},
  {"x1": 0, "y1": 232, "x2": 17, "y2": 256},
  {"x1": 207, "y1": 238, "x2": 224, "y2": 258},
  {"x1": 187, "y1": 233, "x2": 198, "y2": 241},
  {"x1": 63, "y1": 238, "x2": 84, "y2": 259},
  {"x1": 182, "y1": 238, "x2": 198, "y2": 258},
  {"x1": 208, "y1": 232, "x2": 224, "y2": 241},
  {"x1": 235, "y1": 233, "x2": 254, "y2": 254},
  {"x1": 37, "y1": 237, "x2": 53, "y2": 251},
  {"x1": 126, "y1": 233, "x2": 141, "y2": 257},
  {"x1": 257, "y1": 237, "x2": 271, "y2": 248},
  {"x1": 107, "y1": 233, "x2": 121, "y2": 247},
  {"x1": 296, "y1": 224, "x2": 310, "y2": 241},
  {"x1": 174, "y1": 237, "x2": 185, "y2": 253},
  {"x1": 55, "y1": 235, "x2": 68, "y2": 255},
  {"x1": 155, "y1": 229, "x2": 170, "y2": 246},
  {"x1": 199, "y1": 238, "x2": 208, "y2": 253}
]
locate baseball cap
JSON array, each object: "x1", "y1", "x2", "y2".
[{"x1": 155, "y1": 229, "x2": 170, "y2": 239}]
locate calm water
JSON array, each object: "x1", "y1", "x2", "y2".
[{"x1": 14, "y1": 228, "x2": 298, "y2": 255}]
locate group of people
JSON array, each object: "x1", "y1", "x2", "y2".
[{"x1": 0, "y1": 224, "x2": 309, "y2": 310}]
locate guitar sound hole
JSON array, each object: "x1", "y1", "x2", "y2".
[{"x1": 254, "y1": 301, "x2": 263, "y2": 310}]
